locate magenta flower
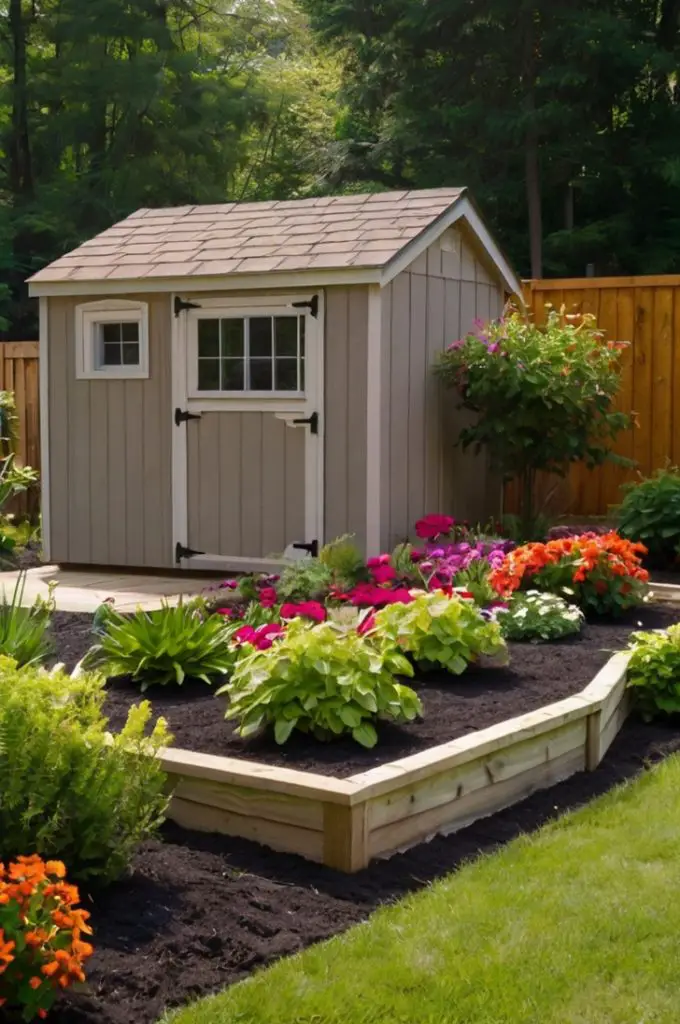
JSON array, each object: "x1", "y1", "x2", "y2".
[
  {"x1": 215, "y1": 607, "x2": 234, "y2": 617},
  {"x1": 280, "y1": 601, "x2": 327, "y2": 623},
  {"x1": 370, "y1": 564, "x2": 397, "y2": 585},
  {"x1": 259, "y1": 586, "x2": 278, "y2": 608},
  {"x1": 234, "y1": 623, "x2": 285, "y2": 650},
  {"x1": 366, "y1": 554, "x2": 391, "y2": 567},
  {"x1": 346, "y1": 583, "x2": 414, "y2": 608},
  {"x1": 415, "y1": 514, "x2": 455, "y2": 540},
  {"x1": 219, "y1": 579, "x2": 239, "y2": 590}
]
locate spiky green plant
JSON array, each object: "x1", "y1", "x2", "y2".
[{"x1": 0, "y1": 571, "x2": 54, "y2": 666}]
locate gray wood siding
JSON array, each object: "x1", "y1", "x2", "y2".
[
  {"x1": 324, "y1": 286, "x2": 368, "y2": 550},
  {"x1": 47, "y1": 294, "x2": 173, "y2": 567},
  {"x1": 380, "y1": 229, "x2": 505, "y2": 548},
  {"x1": 186, "y1": 411, "x2": 305, "y2": 558}
]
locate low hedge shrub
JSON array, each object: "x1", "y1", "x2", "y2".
[
  {"x1": 626, "y1": 623, "x2": 680, "y2": 719},
  {"x1": 617, "y1": 466, "x2": 680, "y2": 568}
]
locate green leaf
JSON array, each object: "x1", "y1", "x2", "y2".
[{"x1": 352, "y1": 722, "x2": 378, "y2": 748}]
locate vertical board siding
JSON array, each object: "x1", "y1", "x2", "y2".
[
  {"x1": 48, "y1": 294, "x2": 173, "y2": 566},
  {"x1": 324, "y1": 286, "x2": 368, "y2": 550},
  {"x1": 186, "y1": 411, "x2": 305, "y2": 558},
  {"x1": 381, "y1": 232, "x2": 507, "y2": 548},
  {"x1": 508, "y1": 278, "x2": 680, "y2": 517}
]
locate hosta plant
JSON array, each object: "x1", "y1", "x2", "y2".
[
  {"x1": 220, "y1": 618, "x2": 420, "y2": 749},
  {"x1": 490, "y1": 532, "x2": 649, "y2": 616},
  {"x1": 497, "y1": 591, "x2": 584, "y2": 643},
  {"x1": 626, "y1": 623, "x2": 680, "y2": 719},
  {"x1": 617, "y1": 466, "x2": 680, "y2": 568},
  {"x1": 84, "y1": 598, "x2": 237, "y2": 688},
  {"x1": 0, "y1": 659, "x2": 170, "y2": 883},
  {"x1": 0, "y1": 856, "x2": 94, "y2": 1021},
  {"x1": 374, "y1": 590, "x2": 508, "y2": 674}
]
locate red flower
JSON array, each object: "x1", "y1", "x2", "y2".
[
  {"x1": 346, "y1": 583, "x2": 414, "y2": 608},
  {"x1": 366, "y1": 554, "x2": 391, "y2": 567},
  {"x1": 259, "y1": 587, "x2": 278, "y2": 608},
  {"x1": 215, "y1": 607, "x2": 234, "y2": 617},
  {"x1": 280, "y1": 601, "x2": 327, "y2": 623},
  {"x1": 415, "y1": 514, "x2": 454, "y2": 540},
  {"x1": 234, "y1": 623, "x2": 286, "y2": 650},
  {"x1": 370, "y1": 564, "x2": 397, "y2": 585}
]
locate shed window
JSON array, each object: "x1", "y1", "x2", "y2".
[
  {"x1": 196, "y1": 315, "x2": 305, "y2": 394},
  {"x1": 75, "y1": 300, "x2": 149, "y2": 380}
]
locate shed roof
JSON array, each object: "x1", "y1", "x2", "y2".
[{"x1": 28, "y1": 188, "x2": 522, "y2": 295}]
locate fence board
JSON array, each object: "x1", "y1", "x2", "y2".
[
  {"x1": 506, "y1": 277, "x2": 680, "y2": 519},
  {"x1": 0, "y1": 341, "x2": 40, "y2": 519}
]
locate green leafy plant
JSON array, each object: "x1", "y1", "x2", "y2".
[
  {"x1": 0, "y1": 658, "x2": 170, "y2": 883},
  {"x1": 626, "y1": 623, "x2": 680, "y2": 719},
  {"x1": 0, "y1": 572, "x2": 54, "y2": 667},
  {"x1": 318, "y1": 534, "x2": 367, "y2": 588},
  {"x1": 374, "y1": 591, "x2": 508, "y2": 674},
  {"x1": 276, "y1": 559, "x2": 333, "y2": 602},
  {"x1": 220, "y1": 618, "x2": 421, "y2": 749},
  {"x1": 617, "y1": 466, "x2": 680, "y2": 568},
  {"x1": 454, "y1": 559, "x2": 497, "y2": 606},
  {"x1": 84, "y1": 598, "x2": 237, "y2": 689},
  {"x1": 497, "y1": 591, "x2": 584, "y2": 642},
  {"x1": 435, "y1": 306, "x2": 631, "y2": 540}
]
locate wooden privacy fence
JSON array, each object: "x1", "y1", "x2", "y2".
[
  {"x1": 0, "y1": 341, "x2": 40, "y2": 518},
  {"x1": 506, "y1": 276, "x2": 680, "y2": 519}
]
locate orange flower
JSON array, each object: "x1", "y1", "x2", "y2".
[
  {"x1": 29, "y1": 976, "x2": 43, "y2": 990},
  {"x1": 41, "y1": 960, "x2": 60, "y2": 977},
  {"x1": 45, "y1": 861, "x2": 66, "y2": 879}
]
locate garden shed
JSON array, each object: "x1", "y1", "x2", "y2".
[{"x1": 28, "y1": 188, "x2": 521, "y2": 571}]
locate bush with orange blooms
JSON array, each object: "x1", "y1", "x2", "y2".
[
  {"x1": 489, "y1": 531, "x2": 649, "y2": 616},
  {"x1": 0, "y1": 856, "x2": 93, "y2": 1021}
]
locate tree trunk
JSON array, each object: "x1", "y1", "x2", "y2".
[{"x1": 8, "y1": 0, "x2": 34, "y2": 199}]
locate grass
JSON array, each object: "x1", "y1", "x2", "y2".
[{"x1": 164, "y1": 754, "x2": 680, "y2": 1024}]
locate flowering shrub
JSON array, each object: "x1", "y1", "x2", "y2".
[
  {"x1": 220, "y1": 618, "x2": 420, "y2": 748},
  {"x1": 434, "y1": 306, "x2": 631, "y2": 539},
  {"x1": 626, "y1": 623, "x2": 680, "y2": 719},
  {"x1": 0, "y1": 857, "x2": 93, "y2": 1021},
  {"x1": 497, "y1": 591, "x2": 584, "y2": 642},
  {"x1": 0, "y1": 660, "x2": 170, "y2": 883},
  {"x1": 374, "y1": 591, "x2": 508, "y2": 674},
  {"x1": 490, "y1": 532, "x2": 649, "y2": 616}
]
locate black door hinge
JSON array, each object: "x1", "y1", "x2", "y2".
[
  {"x1": 175, "y1": 407, "x2": 201, "y2": 426},
  {"x1": 175, "y1": 542, "x2": 205, "y2": 563},
  {"x1": 292, "y1": 411, "x2": 318, "y2": 434},
  {"x1": 293, "y1": 539, "x2": 319, "y2": 558},
  {"x1": 174, "y1": 296, "x2": 202, "y2": 317},
  {"x1": 292, "y1": 294, "x2": 319, "y2": 319}
]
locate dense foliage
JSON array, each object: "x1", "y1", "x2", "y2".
[
  {"x1": 497, "y1": 591, "x2": 583, "y2": 643},
  {"x1": 435, "y1": 307, "x2": 630, "y2": 538},
  {"x1": 627, "y1": 623, "x2": 680, "y2": 719},
  {"x1": 0, "y1": 660, "x2": 170, "y2": 882},
  {"x1": 85, "y1": 599, "x2": 237, "y2": 689},
  {"x1": 0, "y1": 856, "x2": 93, "y2": 1021},
  {"x1": 617, "y1": 466, "x2": 680, "y2": 568},
  {"x1": 0, "y1": 572, "x2": 53, "y2": 667},
  {"x1": 221, "y1": 618, "x2": 420, "y2": 748},
  {"x1": 374, "y1": 591, "x2": 508, "y2": 674},
  {"x1": 490, "y1": 532, "x2": 649, "y2": 616}
]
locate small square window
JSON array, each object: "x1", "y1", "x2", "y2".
[
  {"x1": 76, "y1": 302, "x2": 149, "y2": 380},
  {"x1": 194, "y1": 313, "x2": 305, "y2": 395}
]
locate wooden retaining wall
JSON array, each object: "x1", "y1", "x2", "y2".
[
  {"x1": 160, "y1": 651, "x2": 632, "y2": 872},
  {"x1": 506, "y1": 276, "x2": 680, "y2": 519}
]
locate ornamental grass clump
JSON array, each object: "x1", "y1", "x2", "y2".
[
  {"x1": 0, "y1": 856, "x2": 94, "y2": 1021},
  {"x1": 84, "y1": 597, "x2": 237, "y2": 689},
  {"x1": 374, "y1": 590, "x2": 508, "y2": 674},
  {"x1": 626, "y1": 623, "x2": 680, "y2": 719},
  {"x1": 490, "y1": 532, "x2": 648, "y2": 616},
  {"x1": 0, "y1": 659, "x2": 170, "y2": 883},
  {"x1": 0, "y1": 572, "x2": 54, "y2": 667},
  {"x1": 220, "y1": 618, "x2": 420, "y2": 749},
  {"x1": 497, "y1": 591, "x2": 583, "y2": 643}
]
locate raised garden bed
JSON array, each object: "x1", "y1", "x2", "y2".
[{"x1": 48, "y1": 604, "x2": 680, "y2": 873}]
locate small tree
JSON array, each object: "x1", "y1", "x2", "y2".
[{"x1": 434, "y1": 305, "x2": 631, "y2": 539}]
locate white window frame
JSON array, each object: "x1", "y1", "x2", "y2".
[
  {"x1": 75, "y1": 299, "x2": 149, "y2": 380},
  {"x1": 187, "y1": 304, "x2": 306, "y2": 402}
]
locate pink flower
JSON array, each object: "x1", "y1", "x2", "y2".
[
  {"x1": 259, "y1": 587, "x2": 278, "y2": 608},
  {"x1": 280, "y1": 601, "x2": 327, "y2": 623},
  {"x1": 370, "y1": 564, "x2": 397, "y2": 585},
  {"x1": 366, "y1": 554, "x2": 391, "y2": 567},
  {"x1": 410, "y1": 548, "x2": 426, "y2": 562},
  {"x1": 415, "y1": 514, "x2": 455, "y2": 540},
  {"x1": 348, "y1": 583, "x2": 414, "y2": 608},
  {"x1": 234, "y1": 623, "x2": 285, "y2": 650},
  {"x1": 234, "y1": 625, "x2": 257, "y2": 645},
  {"x1": 219, "y1": 579, "x2": 239, "y2": 590},
  {"x1": 215, "y1": 607, "x2": 234, "y2": 617}
]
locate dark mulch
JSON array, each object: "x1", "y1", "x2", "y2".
[
  {"x1": 44, "y1": 715, "x2": 680, "y2": 1024},
  {"x1": 48, "y1": 604, "x2": 680, "y2": 779}
]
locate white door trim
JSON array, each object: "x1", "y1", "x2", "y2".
[
  {"x1": 365, "y1": 285, "x2": 382, "y2": 556},
  {"x1": 171, "y1": 291, "x2": 325, "y2": 569}
]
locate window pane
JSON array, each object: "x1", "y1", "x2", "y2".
[
  {"x1": 300, "y1": 357, "x2": 305, "y2": 391},
  {"x1": 249, "y1": 317, "x2": 272, "y2": 358},
  {"x1": 122, "y1": 342, "x2": 139, "y2": 365},
  {"x1": 250, "y1": 359, "x2": 273, "y2": 391},
  {"x1": 299, "y1": 316, "x2": 305, "y2": 358},
  {"x1": 221, "y1": 319, "x2": 244, "y2": 358},
  {"x1": 101, "y1": 323, "x2": 121, "y2": 343},
  {"x1": 274, "y1": 317, "x2": 297, "y2": 357},
  {"x1": 121, "y1": 321, "x2": 139, "y2": 342},
  {"x1": 198, "y1": 359, "x2": 220, "y2": 391},
  {"x1": 102, "y1": 342, "x2": 122, "y2": 366},
  {"x1": 275, "y1": 359, "x2": 298, "y2": 391},
  {"x1": 198, "y1": 319, "x2": 220, "y2": 358},
  {"x1": 221, "y1": 359, "x2": 244, "y2": 391}
]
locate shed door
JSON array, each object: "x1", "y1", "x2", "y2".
[{"x1": 172, "y1": 294, "x2": 324, "y2": 570}]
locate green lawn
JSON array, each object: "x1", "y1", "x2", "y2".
[{"x1": 164, "y1": 755, "x2": 680, "y2": 1024}]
